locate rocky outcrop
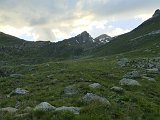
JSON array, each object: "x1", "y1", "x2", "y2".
[{"x1": 131, "y1": 57, "x2": 160, "y2": 69}]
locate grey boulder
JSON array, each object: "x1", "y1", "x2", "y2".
[
  {"x1": 14, "y1": 88, "x2": 29, "y2": 95},
  {"x1": 89, "y1": 83, "x2": 101, "y2": 88},
  {"x1": 82, "y1": 93, "x2": 110, "y2": 105},
  {"x1": 120, "y1": 78, "x2": 141, "y2": 86},
  {"x1": 34, "y1": 102, "x2": 56, "y2": 111}
]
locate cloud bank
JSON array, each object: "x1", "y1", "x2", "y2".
[{"x1": 0, "y1": 0, "x2": 159, "y2": 41}]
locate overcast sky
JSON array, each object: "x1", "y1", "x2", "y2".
[{"x1": 0, "y1": 0, "x2": 159, "y2": 42}]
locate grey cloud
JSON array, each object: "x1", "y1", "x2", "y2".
[{"x1": 0, "y1": 0, "x2": 159, "y2": 41}]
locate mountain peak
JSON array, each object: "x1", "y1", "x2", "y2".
[
  {"x1": 80, "y1": 31, "x2": 89, "y2": 35},
  {"x1": 152, "y1": 9, "x2": 160, "y2": 18},
  {"x1": 94, "y1": 34, "x2": 112, "y2": 44}
]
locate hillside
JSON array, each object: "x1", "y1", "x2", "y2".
[
  {"x1": 94, "y1": 9, "x2": 160, "y2": 56},
  {"x1": 0, "y1": 31, "x2": 101, "y2": 64}
]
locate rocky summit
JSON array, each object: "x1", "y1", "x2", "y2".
[
  {"x1": 152, "y1": 9, "x2": 160, "y2": 17},
  {"x1": 0, "y1": 9, "x2": 160, "y2": 120}
]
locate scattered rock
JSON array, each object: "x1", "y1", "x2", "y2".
[
  {"x1": 89, "y1": 83, "x2": 101, "y2": 88},
  {"x1": 0, "y1": 107, "x2": 18, "y2": 113},
  {"x1": 82, "y1": 93, "x2": 110, "y2": 105},
  {"x1": 14, "y1": 88, "x2": 29, "y2": 95},
  {"x1": 34, "y1": 102, "x2": 56, "y2": 111},
  {"x1": 117, "y1": 58, "x2": 129, "y2": 67},
  {"x1": 56, "y1": 106, "x2": 81, "y2": 114},
  {"x1": 7, "y1": 88, "x2": 29, "y2": 97},
  {"x1": 142, "y1": 76, "x2": 156, "y2": 82},
  {"x1": 119, "y1": 78, "x2": 141, "y2": 86},
  {"x1": 111, "y1": 86, "x2": 124, "y2": 93},
  {"x1": 123, "y1": 71, "x2": 140, "y2": 79},
  {"x1": 131, "y1": 57, "x2": 160, "y2": 69},
  {"x1": 64, "y1": 85, "x2": 79, "y2": 95},
  {"x1": 10, "y1": 74, "x2": 23, "y2": 78},
  {"x1": 146, "y1": 68, "x2": 159, "y2": 74}
]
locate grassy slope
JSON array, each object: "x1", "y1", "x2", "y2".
[
  {"x1": 94, "y1": 16, "x2": 160, "y2": 56},
  {"x1": 0, "y1": 50, "x2": 160, "y2": 120}
]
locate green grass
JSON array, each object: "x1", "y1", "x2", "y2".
[{"x1": 0, "y1": 52, "x2": 160, "y2": 120}]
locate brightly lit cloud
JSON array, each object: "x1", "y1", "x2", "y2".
[{"x1": 0, "y1": 0, "x2": 159, "y2": 42}]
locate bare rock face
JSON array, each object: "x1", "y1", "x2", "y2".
[
  {"x1": 82, "y1": 93, "x2": 110, "y2": 105},
  {"x1": 34, "y1": 102, "x2": 56, "y2": 111},
  {"x1": 56, "y1": 106, "x2": 81, "y2": 114},
  {"x1": 120, "y1": 78, "x2": 141, "y2": 86}
]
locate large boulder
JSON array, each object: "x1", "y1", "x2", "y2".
[
  {"x1": 34, "y1": 102, "x2": 56, "y2": 111},
  {"x1": 82, "y1": 93, "x2": 110, "y2": 105},
  {"x1": 0, "y1": 107, "x2": 18, "y2": 113},
  {"x1": 123, "y1": 71, "x2": 140, "y2": 79},
  {"x1": 117, "y1": 58, "x2": 129, "y2": 67},
  {"x1": 55, "y1": 106, "x2": 81, "y2": 114},
  {"x1": 64, "y1": 85, "x2": 79, "y2": 95},
  {"x1": 120, "y1": 78, "x2": 141, "y2": 86},
  {"x1": 89, "y1": 83, "x2": 101, "y2": 89}
]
